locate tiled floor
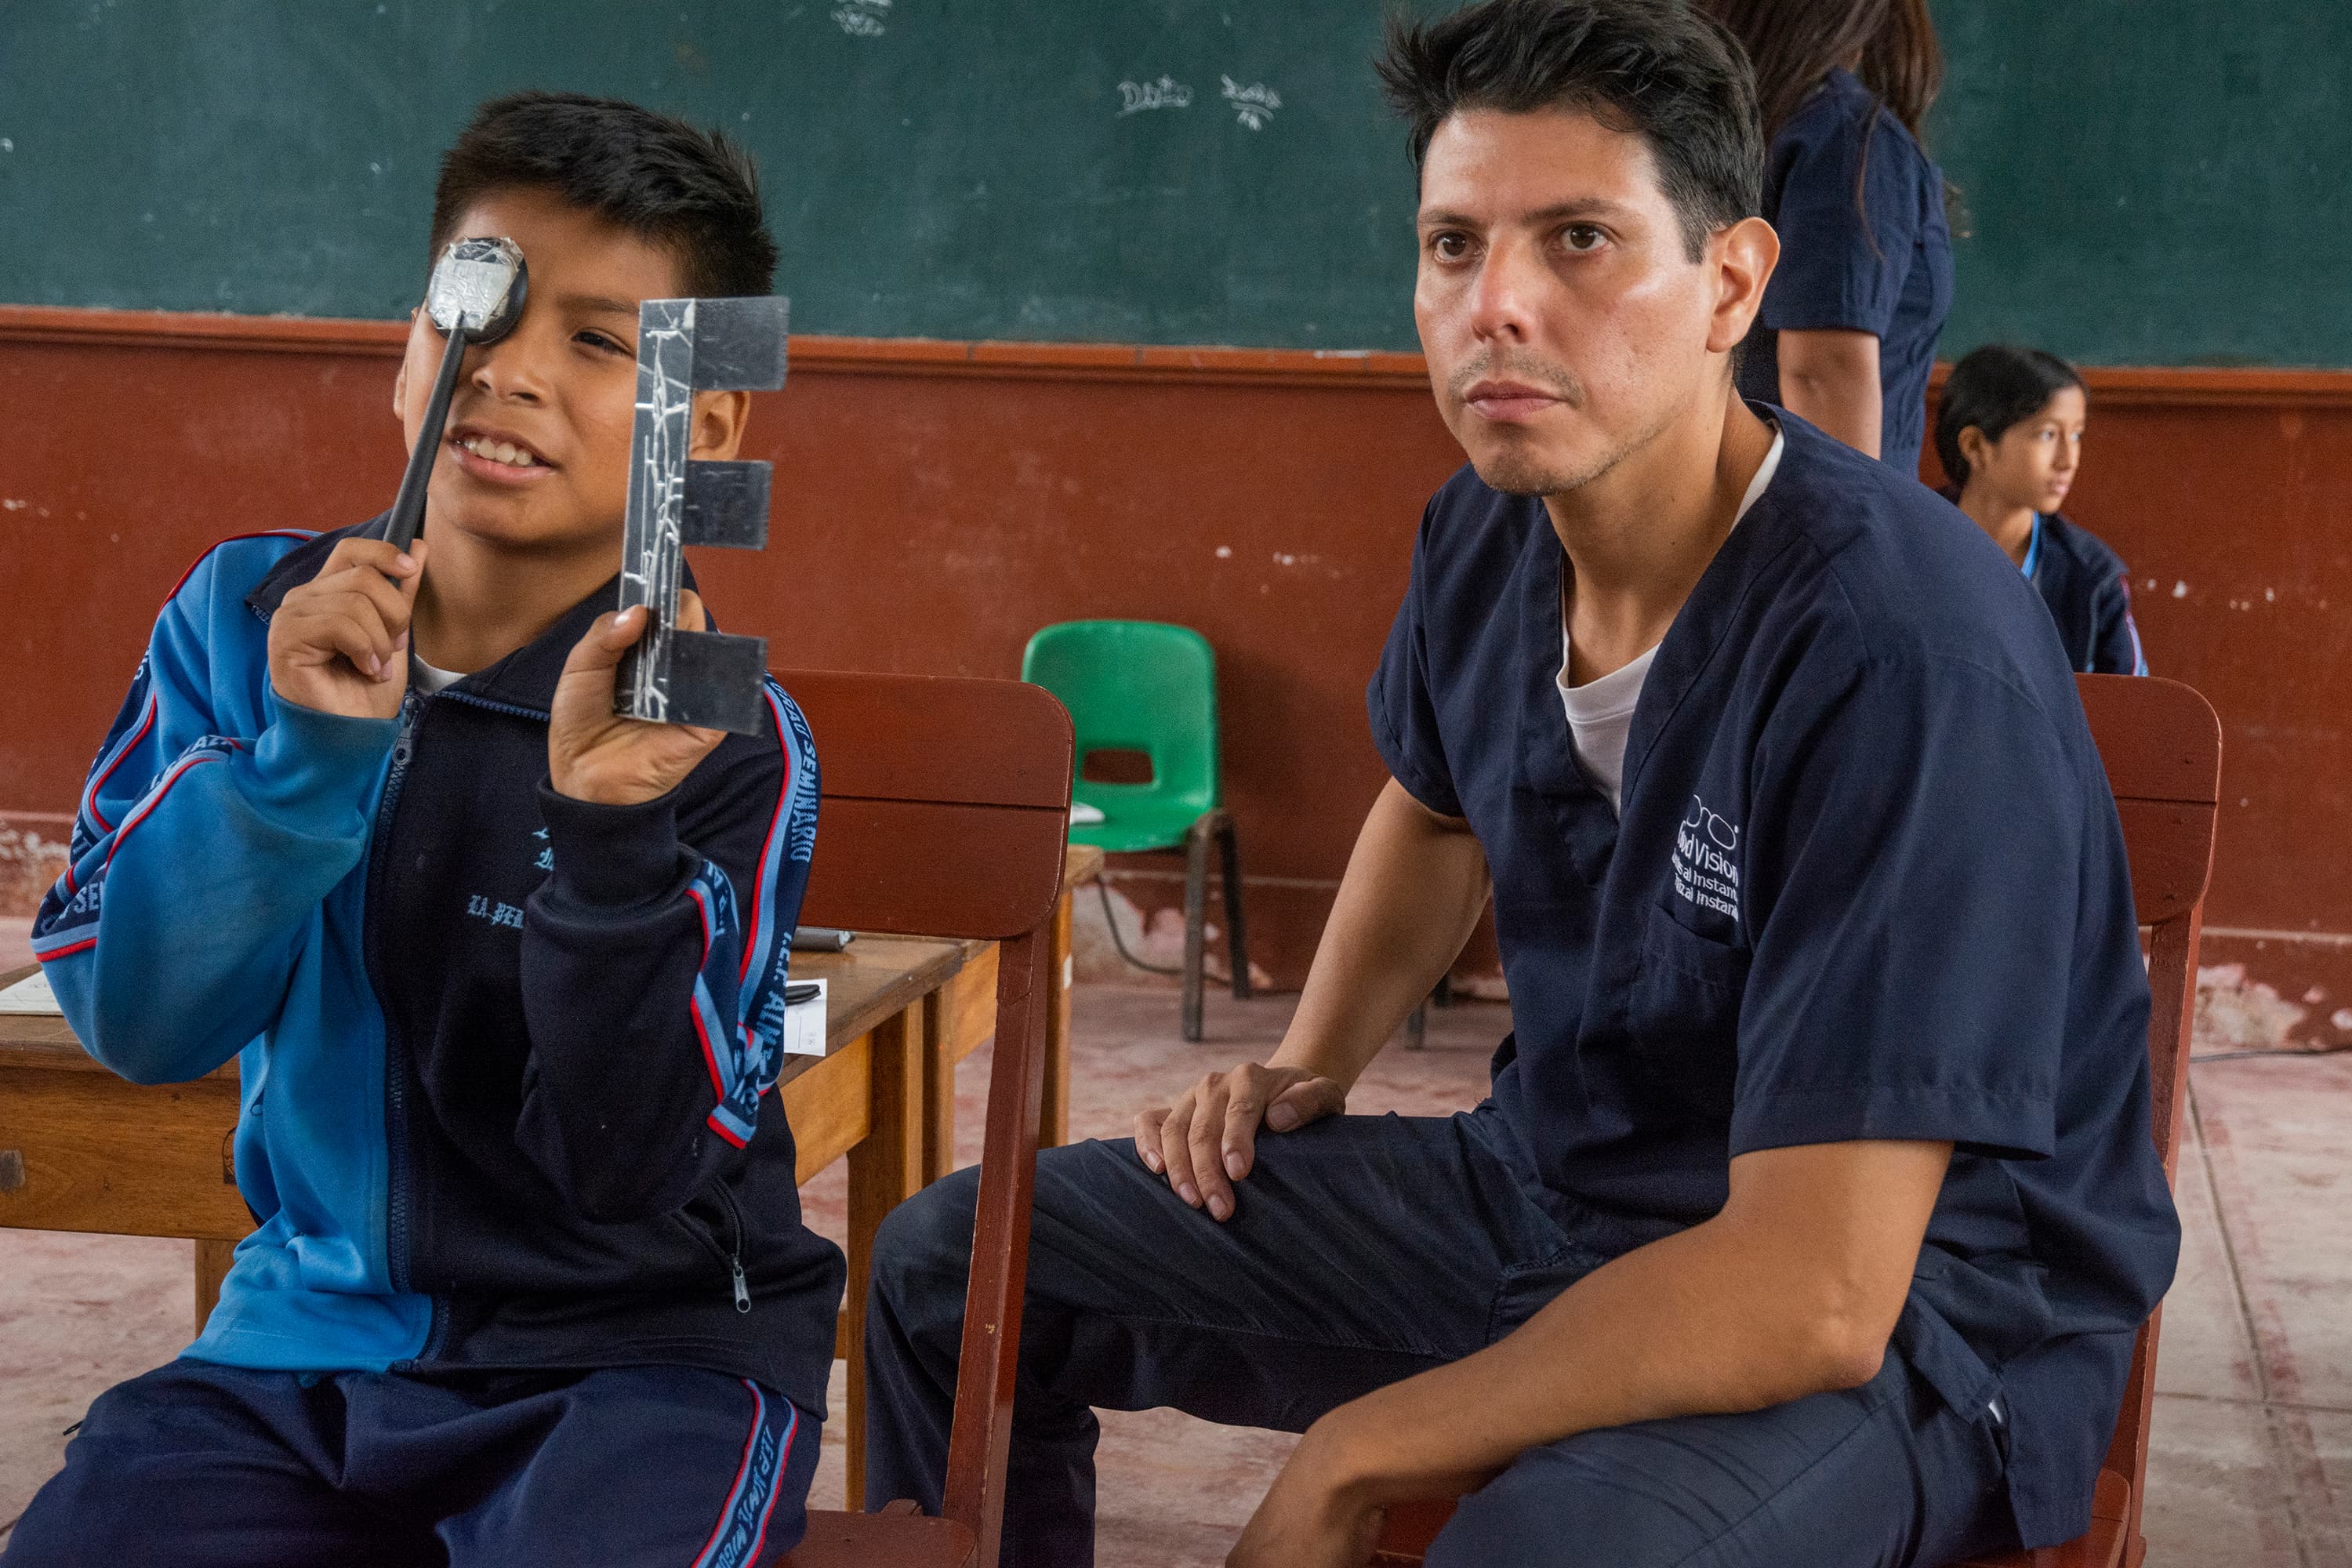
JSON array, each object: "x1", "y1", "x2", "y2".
[{"x1": 2, "y1": 977, "x2": 2346, "y2": 1565}]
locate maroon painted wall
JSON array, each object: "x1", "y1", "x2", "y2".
[{"x1": 2, "y1": 309, "x2": 2347, "y2": 1040}]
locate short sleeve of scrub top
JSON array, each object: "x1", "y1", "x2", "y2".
[
  {"x1": 1368, "y1": 502, "x2": 1467, "y2": 820},
  {"x1": 1759, "y1": 89, "x2": 1923, "y2": 342},
  {"x1": 1729, "y1": 652, "x2": 2082, "y2": 1162}
]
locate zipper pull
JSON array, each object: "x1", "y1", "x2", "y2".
[{"x1": 730, "y1": 1255, "x2": 751, "y2": 1314}]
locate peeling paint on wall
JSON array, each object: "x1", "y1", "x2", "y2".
[
  {"x1": 2194, "y1": 961, "x2": 2352, "y2": 1053},
  {"x1": 0, "y1": 825, "x2": 67, "y2": 918}
]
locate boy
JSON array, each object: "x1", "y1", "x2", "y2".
[
  {"x1": 864, "y1": 3, "x2": 2178, "y2": 1565},
  {"x1": 12, "y1": 93, "x2": 835, "y2": 1567}
]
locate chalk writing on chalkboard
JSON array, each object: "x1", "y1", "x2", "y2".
[
  {"x1": 1221, "y1": 76, "x2": 1281, "y2": 130},
  {"x1": 1117, "y1": 76, "x2": 1194, "y2": 116},
  {"x1": 832, "y1": 0, "x2": 888, "y2": 38}
]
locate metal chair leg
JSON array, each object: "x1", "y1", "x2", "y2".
[
  {"x1": 1181, "y1": 818, "x2": 1212, "y2": 1042},
  {"x1": 1214, "y1": 813, "x2": 1251, "y2": 1000}
]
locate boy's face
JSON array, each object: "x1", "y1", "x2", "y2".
[
  {"x1": 391, "y1": 187, "x2": 745, "y2": 557},
  {"x1": 1412, "y1": 107, "x2": 1769, "y2": 498}
]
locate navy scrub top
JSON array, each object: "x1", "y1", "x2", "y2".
[
  {"x1": 1737, "y1": 68, "x2": 1955, "y2": 477},
  {"x1": 1368, "y1": 412, "x2": 2178, "y2": 1548}
]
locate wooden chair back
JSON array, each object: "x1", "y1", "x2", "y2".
[
  {"x1": 2053, "y1": 673, "x2": 2223, "y2": 1566},
  {"x1": 777, "y1": 668, "x2": 1074, "y2": 1568},
  {"x1": 1375, "y1": 675, "x2": 2223, "y2": 1568}
]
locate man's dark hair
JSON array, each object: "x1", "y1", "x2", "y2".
[
  {"x1": 1377, "y1": 0, "x2": 1763, "y2": 262},
  {"x1": 430, "y1": 91, "x2": 778, "y2": 298},
  {"x1": 1935, "y1": 344, "x2": 2085, "y2": 488}
]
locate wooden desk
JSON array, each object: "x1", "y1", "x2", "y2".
[
  {"x1": 0, "y1": 936, "x2": 964, "y2": 1345},
  {"x1": 0, "y1": 844, "x2": 1105, "y2": 1503}
]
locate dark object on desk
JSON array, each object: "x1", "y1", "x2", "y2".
[
  {"x1": 782, "y1": 982, "x2": 821, "y2": 1006},
  {"x1": 792, "y1": 926, "x2": 855, "y2": 952},
  {"x1": 613, "y1": 294, "x2": 789, "y2": 737},
  {"x1": 383, "y1": 237, "x2": 528, "y2": 553}
]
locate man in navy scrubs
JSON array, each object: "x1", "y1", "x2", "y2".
[{"x1": 863, "y1": 3, "x2": 2178, "y2": 1564}]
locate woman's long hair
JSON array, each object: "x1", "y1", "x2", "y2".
[{"x1": 1706, "y1": 0, "x2": 1942, "y2": 143}]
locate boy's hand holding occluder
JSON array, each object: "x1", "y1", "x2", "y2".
[
  {"x1": 549, "y1": 591, "x2": 728, "y2": 806},
  {"x1": 267, "y1": 537, "x2": 428, "y2": 720}
]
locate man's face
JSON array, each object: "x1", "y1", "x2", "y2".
[
  {"x1": 1413, "y1": 107, "x2": 1727, "y2": 497},
  {"x1": 392, "y1": 187, "x2": 713, "y2": 555}
]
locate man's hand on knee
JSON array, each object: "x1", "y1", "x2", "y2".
[{"x1": 1133, "y1": 1062, "x2": 1345, "y2": 1221}]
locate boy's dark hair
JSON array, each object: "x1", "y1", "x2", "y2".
[
  {"x1": 1377, "y1": 0, "x2": 1763, "y2": 262},
  {"x1": 429, "y1": 91, "x2": 778, "y2": 299},
  {"x1": 1935, "y1": 344, "x2": 2086, "y2": 488}
]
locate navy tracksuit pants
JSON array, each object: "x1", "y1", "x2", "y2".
[
  {"x1": 2, "y1": 1360, "x2": 818, "y2": 1567},
  {"x1": 864, "y1": 1106, "x2": 2022, "y2": 1568}
]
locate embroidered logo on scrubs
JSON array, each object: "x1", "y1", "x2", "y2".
[{"x1": 1673, "y1": 796, "x2": 1742, "y2": 923}]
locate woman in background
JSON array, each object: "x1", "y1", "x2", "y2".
[
  {"x1": 1938, "y1": 343, "x2": 2147, "y2": 675},
  {"x1": 1711, "y1": 0, "x2": 1953, "y2": 476}
]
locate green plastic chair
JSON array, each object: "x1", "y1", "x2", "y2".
[{"x1": 1021, "y1": 620, "x2": 1250, "y2": 1040}]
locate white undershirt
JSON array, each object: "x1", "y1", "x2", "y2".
[
  {"x1": 1557, "y1": 430, "x2": 1784, "y2": 813},
  {"x1": 409, "y1": 654, "x2": 466, "y2": 695}
]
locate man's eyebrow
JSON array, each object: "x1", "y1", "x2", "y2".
[
  {"x1": 557, "y1": 292, "x2": 642, "y2": 319},
  {"x1": 1415, "y1": 198, "x2": 1640, "y2": 227}
]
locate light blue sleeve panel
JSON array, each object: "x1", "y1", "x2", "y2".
[{"x1": 31, "y1": 536, "x2": 397, "y2": 1084}]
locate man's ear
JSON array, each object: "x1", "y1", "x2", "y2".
[
  {"x1": 392, "y1": 306, "x2": 419, "y2": 420},
  {"x1": 1705, "y1": 216, "x2": 1780, "y2": 357},
  {"x1": 690, "y1": 389, "x2": 751, "y2": 461}
]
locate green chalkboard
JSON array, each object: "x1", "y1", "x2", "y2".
[
  {"x1": 0, "y1": 1, "x2": 1436, "y2": 347},
  {"x1": 2, "y1": 1, "x2": 2348, "y2": 365},
  {"x1": 1927, "y1": 0, "x2": 2352, "y2": 368}
]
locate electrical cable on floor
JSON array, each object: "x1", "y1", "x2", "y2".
[
  {"x1": 2190, "y1": 1043, "x2": 2352, "y2": 1064},
  {"x1": 1097, "y1": 878, "x2": 1184, "y2": 976}
]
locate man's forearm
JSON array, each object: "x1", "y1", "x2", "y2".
[
  {"x1": 1303, "y1": 1139, "x2": 1951, "y2": 1507},
  {"x1": 1272, "y1": 779, "x2": 1490, "y2": 1089}
]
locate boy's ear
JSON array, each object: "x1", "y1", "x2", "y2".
[{"x1": 689, "y1": 389, "x2": 751, "y2": 462}]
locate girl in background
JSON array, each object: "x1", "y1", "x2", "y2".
[
  {"x1": 1711, "y1": 0, "x2": 1953, "y2": 476},
  {"x1": 1938, "y1": 344, "x2": 2147, "y2": 675}
]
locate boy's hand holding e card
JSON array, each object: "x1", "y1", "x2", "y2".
[
  {"x1": 548, "y1": 590, "x2": 728, "y2": 807},
  {"x1": 267, "y1": 536, "x2": 427, "y2": 721}
]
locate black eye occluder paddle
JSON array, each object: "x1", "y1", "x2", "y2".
[{"x1": 383, "y1": 237, "x2": 529, "y2": 554}]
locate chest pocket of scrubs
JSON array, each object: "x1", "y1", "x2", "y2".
[{"x1": 1628, "y1": 906, "x2": 1751, "y2": 1116}]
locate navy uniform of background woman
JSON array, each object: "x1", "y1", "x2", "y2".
[{"x1": 1709, "y1": 0, "x2": 1954, "y2": 475}]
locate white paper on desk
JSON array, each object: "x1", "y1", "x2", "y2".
[
  {"x1": 0, "y1": 969, "x2": 62, "y2": 1015},
  {"x1": 782, "y1": 978, "x2": 826, "y2": 1058}
]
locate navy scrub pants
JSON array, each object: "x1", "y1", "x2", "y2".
[
  {"x1": 2, "y1": 1360, "x2": 818, "y2": 1568},
  {"x1": 865, "y1": 1107, "x2": 2020, "y2": 1568}
]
